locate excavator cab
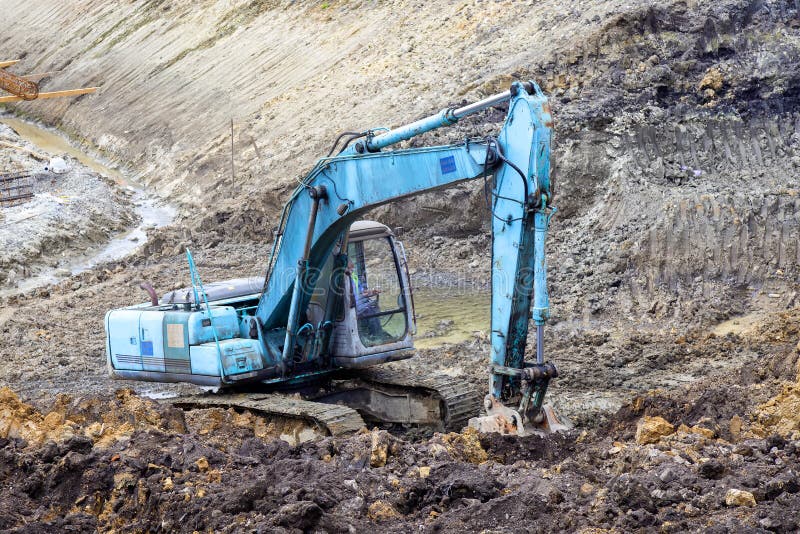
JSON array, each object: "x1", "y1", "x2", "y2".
[
  {"x1": 106, "y1": 220, "x2": 416, "y2": 387},
  {"x1": 328, "y1": 221, "x2": 416, "y2": 368}
]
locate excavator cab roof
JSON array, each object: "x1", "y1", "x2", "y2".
[{"x1": 348, "y1": 220, "x2": 394, "y2": 240}]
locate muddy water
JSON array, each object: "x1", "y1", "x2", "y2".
[
  {"x1": 0, "y1": 118, "x2": 175, "y2": 293},
  {"x1": 413, "y1": 290, "x2": 489, "y2": 349},
  {"x1": 1, "y1": 118, "x2": 126, "y2": 184}
]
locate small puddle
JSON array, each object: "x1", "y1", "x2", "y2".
[
  {"x1": 138, "y1": 389, "x2": 180, "y2": 400},
  {"x1": 412, "y1": 289, "x2": 489, "y2": 349},
  {"x1": 1, "y1": 118, "x2": 127, "y2": 184},
  {"x1": 0, "y1": 117, "x2": 175, "y2": 296}
]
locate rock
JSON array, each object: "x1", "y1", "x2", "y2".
[
  {"x1": 698, "y1": 67, "x2": 724, "y2": 93},
  {"x1": 658, "y1": 468, "x2": 677, "y2": 484},
  {"x1": 437, "y1": 427, "x2": 488, "y2": 464},
  {"x1": 48, "y1": 157, "x2": 69, "y2": 174},
  {"x1": 678, "y1": 424, "x2": 715, "y2": 439},
  {"x1": 370, "y1": 430, "x2": 389, "y2": 467},
  {"x1": 338, "y1": 496, "x2": 365, "y2": 516},
  {"x1": 418, "y1": 466, "x2": 431, "y2": 479},
  {"x1": 367, "y1": 500, "x2": 399, "y2": 521},
  {"x1": 729, "y1": 415, "x2": 743, "y2": 440},
  {"x1": 635, "y1": 416, "x2": 675, "y2": 444},
  {"x1": 725, "y1": 489, "x2": 756, "y2": 507},
  {"x1": 650, "y1": 489, "x2": 681, "y2": 506},
  {"x1": 195, "y1": 457, "x2": 209, "y2": 472}
]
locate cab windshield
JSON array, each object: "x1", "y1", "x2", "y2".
[{"x1": 347, "y1": 237, "x2": 408, "y2": 347}]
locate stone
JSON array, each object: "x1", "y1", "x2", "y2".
[
  {"x1": 678, "y1": 424, "x2": 715, "y2": 439},
  {"x1": 195, "y1": 457, "x2": 209, "y2": 472},
  {"x1": 367, "y1": 500, "x2": 399, "y2": 521},
  {"x1": 725, "y1": 489, "x2": 756, "y2": 507},
  {"x1": 729, "y1": 415, "x2": 743, "y2": 440},
  {"x1": 658, "y1": 468, "x2": 677, "y2": 484},
  {"x1": 370, "y1": 430, "x2": 389, "y2": 468},
  {"x1": 635, "y1": 416, "x2": 675, "y2": 444},
  {"x1": 698, "y1": 67, "x2": 724, "y2": 92},
  {"x1": 338, "y1": 496, "x2": 365, "y2": 516}
]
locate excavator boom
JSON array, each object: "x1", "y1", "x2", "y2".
[{"x1": 255, "y1": 81, "x2": 559, "y2": 431}]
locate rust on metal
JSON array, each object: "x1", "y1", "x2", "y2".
[
  {"x1": 0, "y1": 172, "x2": 34, "y2": 207},
  {"x1": 0, "y1": 59, "x2": 97, "y2": 103},
  {"x1": 542, "y1": 102, "x2": 554, "y2": 128},
  {"x1": 0, "y1": 69, "x2": 39, "y2": 101}
]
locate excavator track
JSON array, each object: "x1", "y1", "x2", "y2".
[
  {"x1": 331, "y1": 367, "x2": 483, "y2": 432},
  {"x1": 167, "y1": 393, "x2": 366, "y2": 437},
  {"x1": 165, "y1": 368, "x2": 481, "y2": 438}
]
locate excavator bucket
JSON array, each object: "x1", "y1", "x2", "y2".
[{"x1": 468, "y1": 395, "x2": 572, "y2": 436}]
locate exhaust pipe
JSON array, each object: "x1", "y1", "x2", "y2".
[{"x1": 139, "y1": 282, "x2": 158, "y2": 306}]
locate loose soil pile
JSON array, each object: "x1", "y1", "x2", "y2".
[{"x1": 2, "y1": 329, "x2": 800, "y2": 532}]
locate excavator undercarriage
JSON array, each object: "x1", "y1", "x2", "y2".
[{"x1": 167, "y1": 367, "x2": 482, "y2": 438}]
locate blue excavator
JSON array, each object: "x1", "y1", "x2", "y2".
[{"x1": 105, "y1": 81, "x2": 567, "y2": 436}]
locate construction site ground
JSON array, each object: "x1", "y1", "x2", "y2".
[{"x1": 2, "y1": 0, "x2": 800, "y2": 531}]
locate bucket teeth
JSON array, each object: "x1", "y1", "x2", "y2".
[{"x1": 469, "y1": 395, "x2": 572, "y2": 436}]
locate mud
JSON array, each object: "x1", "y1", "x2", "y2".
[
  {"x1": 3, "y1": 341, "x2": 800, "y2": 532},
  {"x1": 0, "y1": 123, "x2": 136, "y2": 289},
  {"x1": 1, "y1": 0, "x2": 800, "y2": 531},
  {"x1": 0, "y1": 118, "x2": 176, "y2": 296}
]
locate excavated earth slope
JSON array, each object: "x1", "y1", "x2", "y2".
[{"x1": 1, "y1": 0, "x2": 800, "y2": 531}]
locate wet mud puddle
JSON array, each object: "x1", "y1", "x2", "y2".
[
  {"x1": 413, "y1": 290, "x2": 489, "y2": 349},
  {"x1": 0, "y1": 118, "x2": 175, "y2": 295}
]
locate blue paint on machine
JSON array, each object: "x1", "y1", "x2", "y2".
[
  {"x1": 104, "y1": 80, "x2": 561, "y2": 433},
  {"x1": 439, "y1": 155, "x2": 456, "y2": 174}
]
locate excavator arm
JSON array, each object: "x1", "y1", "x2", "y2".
[{"x1": 254, "y1": 81, "x2": 561, "y2": 432}]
